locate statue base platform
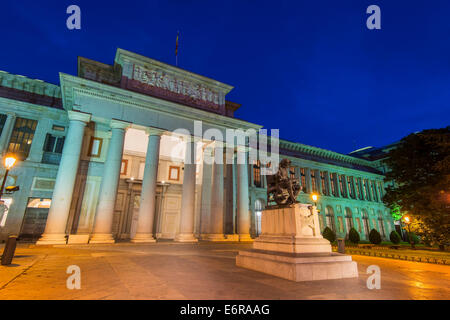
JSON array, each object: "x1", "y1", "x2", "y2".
[{"x1": 236, "y1": 203, "x2": 358, "y2": 282}]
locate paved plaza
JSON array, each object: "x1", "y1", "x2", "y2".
[{"x1": 1, "y1": 242, "x2": 449, "y2": 300}]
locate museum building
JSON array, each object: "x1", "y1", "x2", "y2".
[{"x1": 0, "y1": 49, "x2": 394, "y2": 244}]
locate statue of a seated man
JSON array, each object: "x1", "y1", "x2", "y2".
[{"x1": 267, "y1": 159, "x2": 301, "y2": 206}]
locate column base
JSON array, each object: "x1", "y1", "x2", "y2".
[
  {"x1": 206, "y1": 234, "x2": 226, "y2": 241},
  {"x1": 36, "y1": 233, "x2": 67, "y2": 245},
  {"x1": 238, "y1": 234, "x2": 253, "y2": 242},
  {"x1": 130, "y1": 233, "x2": 156, "y2": 243},
  {"x1": 89, "y1": 233, "x2": 115, "y2": 244},
  {"x1": 174, "y1": 233, "x2": 198, "y2": 243}
]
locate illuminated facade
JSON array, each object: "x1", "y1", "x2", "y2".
[{"x1": 0, "y1": 49, "x2": 394, "y2": 243}]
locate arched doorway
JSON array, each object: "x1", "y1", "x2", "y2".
[
  {"x1": 362, "y1": 209, "x2": 370, "y2": 239},
  {"x1": 345, "y1": 207, "x2": 353, "y2": 234}
]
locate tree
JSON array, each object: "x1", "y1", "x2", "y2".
[
  {"x1": 389, "y1": 231, "x2": 401, "y2": 244},
  {"x1": 322, "y1": 227, "x2": 336, "y2": 243},
  {"x1": 383, "y1": 127, "x2": 450, "y2": 250},
  {"x1": 348, "y1": 227, "x2": 360, "y2": 244},
  {"x1": 369, "y1": 229, "x2": 382, "y2": 244}
]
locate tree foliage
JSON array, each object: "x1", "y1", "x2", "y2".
[
  {"x1": 348, "y1": 227, "x2": 360, "y2": 244},
  {"x1": 369, "y1": 229, "x2": 382, "y2": 244},
  {"x1": 322, "y1": 227, "x2": 336, "y2": 243},
  {"x1": 389, "y1": 231, "x2": 401, "y2": 244},
  {"x1": 383, "y1": 127, "x2": 450, "y2": 249}
]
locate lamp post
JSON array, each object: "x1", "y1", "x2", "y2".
[
  {"x1": 311, "y1": 193, "x2": 319, "y2": 208},
  {"x1": 0, "y1": 154, "x2": 17, "y2": 199},
  {"x1": 402, "y1": 215, "x2": 415, "y2": 249}
]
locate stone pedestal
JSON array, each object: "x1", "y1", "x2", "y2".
[{"x1": 236, "y1": 203, "x2": 358, "y2": 282}]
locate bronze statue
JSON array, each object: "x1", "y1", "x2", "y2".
[{"x1": 266, "y1": 159, "x2": 301, "y2": 206}]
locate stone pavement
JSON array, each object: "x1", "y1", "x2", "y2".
[{"x1": 0, "y1": 242, "x2": 449, "y2": 300}]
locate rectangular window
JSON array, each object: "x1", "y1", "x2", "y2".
[
  {"x1": 7, "y1": 117, "x2": 38, "y2": 160},
  {"x1": 253, "y1": 160, "x2": 261, "y2": 187},
  {"x1": 355, "y1": 177, "x2": 362, "y2": 199},
  {"x1": 43, "y1": 134, "x2": 65, "y2": 153},
  {"x1": 169, "y1": 165, "x2": 180, "y2": 181},
  {"x1": 320, "y1": 171, "x2": 327, "y2": 195},
  {"x1": 300, "y1": 168, "x2": 306, "y2": 192},
  {"x1": 378, "y1": 181, "x2": 384, "y2": 199},
  {"x1": 120, "y1": 159, "x2": 128, "y2": 175},
  {"x1": 339, "y1": 175, "x2": 347, "y2": 198},
  {"x1": 88, "y1": 137, "x2": 103, "y2": 157},
  {"x1": 330, "y1": 173, "x2": 337, "y2": 196},
  {"x1": 347, "y1": 176, "x2": 355, "y2": 199},
  {"x1": 290, "y1": 166, "x2": 296, "y2": 180},
  {"x1": 311, "y1": 170, "x2": 317, "y2": 193},
  {"x1": 0, "y1": 114, "x2": 7, "y2": 137},
  {"x1": 371, "y1": 181, "x2": 378, "y2": 202},
  {"x1": 364, "y1": 179, "x2": 371, "y2": 201}
]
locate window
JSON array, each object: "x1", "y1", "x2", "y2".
[
  {"x1": 355, "y1": 218, "x2": 362, "y2": 233},
  {"x1": 325, "y1": 206, "x2": 336, "y2": 232},
  {"x1": 330, "y1": 173, "x2": 337, "y2": 196},
  {"x1": 7, "y1": 117, "x2": 38, "y2": 159},
  {"x1": 362, "y1": 210, "x2": 370, "y2": 237},
  {"x1": 52, "y1": 125, "x2": 65, "y2": 132},
  {"x1": 355, "y1": 178, "x2": 362, "y2": 199},
  {"x1": 378, "y1": 181, "x2": 384, "y2": 199},
  {"x1": 88, "y1": 137, "x2": 103, "y2": 157},
  {"x1": 169, "y1": 166, "x2": 180, "y2": 181},
  {"x1": 371, "y1": 181, "x2": 378, "y2": 202},
  {"x1": 347, "y1": 176, "x2": 355, "y2": 199},
  {"x1": 253, "y1": 160, "x2": 261, "y2": 187},
  {"x1": 43, "y1": 134, "x2": 65, "y2": 153},
  {"x1": 378, "y1": 211, "x2": 386, "y2": 238},
  {"x1": 120, "y1": 160, "x2": 128, "y2": 175},
  {"x1": 337, "y1": 216, "x2": 344, "y2": 233},
  {"x1": 345, "y1": 207, "x2": 353, "y2": 231},
  {"x1": 290, "y1": 166, "x2": 296, "y2": 180},
  {"x1": 320, "y1": 171, "x2": 327, "y2": 195},
  {"x1": 311, "y1": 170, "x2": 317, "y2": 193},
  {"x1": 339, "y1": 175, "x2": 347, "y2": 198},
  {"x1": 300, "y1": 168, "x2": 307, "y2": 192},
  {"x1": 0, "y1": 114, "x2": 7, "y2": 137},
  {"x1": 363, "y1": 179, "x2": 370, "y2": 201}
]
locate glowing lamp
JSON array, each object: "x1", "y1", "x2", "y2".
[{"x1": 4, "y1": 156, "x2": 16, "y2": 169}]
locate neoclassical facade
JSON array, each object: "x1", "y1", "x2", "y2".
[{"x1": 0, "y1": 49, "x2": 394, "y2": 244}]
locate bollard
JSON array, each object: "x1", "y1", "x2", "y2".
[
  {"x1": 337, "y1": 238, "x2": 345, "y2": 254},
  {"x1": 1, "y1": 235, "x2": 17, "y2": 265}
]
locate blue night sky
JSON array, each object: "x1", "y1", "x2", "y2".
[{"x1": 1, "y1": 0, "x2": 449, "y2": 154}]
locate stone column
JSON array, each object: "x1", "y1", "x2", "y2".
[
  {"x1": 335, "y1": 173, "x2": 342, "y2": 197},
  {"x1": 0, "y1": 113, "x2": 16, "y2": 154},
  {"x1": 175, "y1": 137, "x2": 198, "y2": 242},
  {"x1": 208, "y1": 145, "x2": 225, "y2": 240},
  {"x1": 305, "y1": 168, "x2": 312, "y2": 193},
  {"x1": 37, "y1": 111, "x2": 91, "y2": 245},
  {"x1": 131, "y1": 128, "x2": 164, "y2": 243},
  {"x1": 90, "y1": 120, "x2": 129, "y2": 244},
  {"x1": 236, "y1": 145, "x2": 251, "y2": 241},
  {"x1": 325, "y1": 172, "x2": 332, "y2": 196},
  {"x1": 199, "y1": 145, "x2": 213, "y2": 239},
  {"x1": 316, "y1": 169, "x2": 323, "y2": 194}
]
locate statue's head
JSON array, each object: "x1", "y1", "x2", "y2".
[{"x1": 279, "y1": 159, "x2": 291, "y2": 168}]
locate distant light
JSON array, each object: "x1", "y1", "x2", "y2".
[
  {"x1": 256, "y1": 211, "x2": 262, "y2": 217},
  {"x1": 130, "y1": 177, "x2": 135, "y2": 181},
  {"x1": 311, "y1": 193, "x2": 319, "y2": 202},
  {"x1": 403, "y1": 216, "x2": 410, "y2": 224},
  {"x1": 4, "y1": 156, "x2": 17, "y2": 169}
]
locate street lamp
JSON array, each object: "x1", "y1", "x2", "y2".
[
  {"x1": 0, "y1": 154, "x2": 17, "y2": 199},
  {"x1": 311, "y1": 193, "x2": 319, "y2": 207},
  {"x1": 402, "y1": 215, "x2": 415, "y2": 249}
]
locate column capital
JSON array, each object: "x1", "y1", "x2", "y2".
[
  {"x1": 145, "y1": 127, "x2": 166, "y2": 136},
  {"x1": 110, "y1": 119, "x2": 131, "y2": 130},
  {"x1": 68, "y1": 110, "x2": 91, "y2": 123}
]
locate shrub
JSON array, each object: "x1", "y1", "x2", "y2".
[
  {"x1": 389, "y1": 231, "x2": 401, "y2": 244},
  {"x1": 348, "y1": 227, "x2": 360, "y2": 244},
  {"x1": 407, "y1": 232, "x2": 420, "y2": 245},
  {"x1": 322, "y1": 227, "x2": 336, "y2": 243},
  {"x1": 369, "y1": 229, "x2": 382, "y2": 245}
]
